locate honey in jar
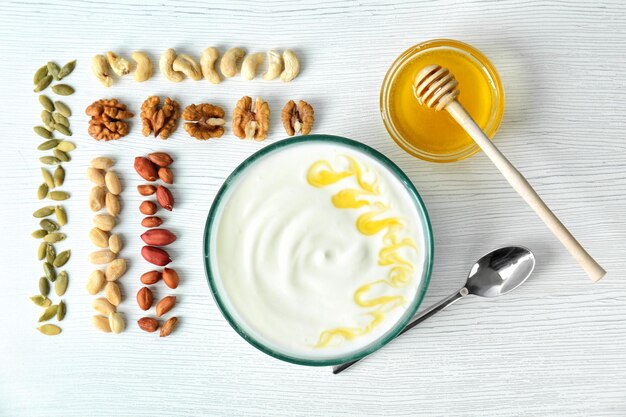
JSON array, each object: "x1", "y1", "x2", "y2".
[{"x1": 381, "y1": 39, "x2": 504, "y2": 163}]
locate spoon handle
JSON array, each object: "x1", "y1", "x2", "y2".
[
  {"x1": 444, "y1": 100, "x2": 606, "y2": 283},
  {"x1": 332, "y1": 288, "x2": 468, "y2": 374}
]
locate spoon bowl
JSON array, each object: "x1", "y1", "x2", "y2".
[{"x1": 466, "y1": 246, "x2": 535, "y2": 297}]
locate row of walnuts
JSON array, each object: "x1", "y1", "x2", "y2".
[{"x1": 85, "y1": 96, "x2": 314, "y2": 141}]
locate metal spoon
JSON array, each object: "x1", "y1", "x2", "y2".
[{"x1": 332, "y1": 246, "x2": 536, "y2": 374}]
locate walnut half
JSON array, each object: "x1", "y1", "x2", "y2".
[
  {"x1": 85, "y1": 99, "x2": 134, "y2": 141},
  {"x1": 232, "y1": 96, "x2": 270, "y2": 141},
  {"x1": 183, "y1": 103, "x2": 226, "y2": 140},
  {"x1": 140, "y1": 96, "x2": 181, "y2": 140},
  {"x1": 281, "y1": 100, "x2": 314, "y2": 136}
]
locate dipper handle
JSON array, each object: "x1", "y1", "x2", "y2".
[{"x1": 414, "y1": 65, "x2": 605, "y2": 282}]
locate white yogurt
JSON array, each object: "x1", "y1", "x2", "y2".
[{"x1": 210, "y1": 141, "x2": 427, "y2": 360}]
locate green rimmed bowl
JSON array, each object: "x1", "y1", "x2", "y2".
[{"x1": 203, "y1": 134, "x2": 434, "y2": 366}]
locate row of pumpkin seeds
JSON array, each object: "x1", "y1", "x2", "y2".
[{"x1": 31, "y1": 60, "x2": 76, "y2": 336}]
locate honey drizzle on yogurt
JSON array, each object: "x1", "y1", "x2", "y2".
[{"x1": 307, "y1": 156, "x2": 418, "y2": 348}]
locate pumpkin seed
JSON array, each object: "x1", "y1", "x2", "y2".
[
  {"x1": 40, "y1": 218, "x2": 59, "y2": 232},
  {"x1": 31, "y1": 229, "x2": 48, "y2": 239},
  {"x1": 30, "y1": 295, "x2": 51, "y2": 307},
  {"x1": 38, "y1": 305, "x2": 58, "y2": 322},
  {"x1": 34, "y1": 75, "x2": 52, "y2": 92},
  {"x1": 46, "y1": 243, "x2": 56, "y2": 264},
  {"x1": 37, "y1": 183, "x2": 49, "y2": 200},
  {"x1": 48, "y1": 190, "x2": 69, "y2": 201},
  {"x1": 33, "y1": 65, "x2": 48, "y2": 84},
  {"x1": 57, "y1": 60, "x2": 76, "y2": 80},
  {"x1": 37, "y1": 324, "x2": 61, "y2": 335},
  {"x1": 37, "y1": 242, "x2": 47, "y2": 260},
  {"x1": 52, "y1": 112, "x2": 69, "y2": 127},
  {"x1": 54, "y1": 100, "x2": 71, "y2": 117},
  {"x1": 40, "y1": 156, "x2": 61, "y2": 165},
  {"x1": 57, "y1": 300, "x2": 66, "y2": 321},
  {"x1": 47, "y1": 61, "x2": 60, "y2": 80},
  {"x1": 53, "y1": 149, "x2": 70, "y2": 162},
  {"x1": 39, "y1": 94, "x2": 54, "y2": 111},
  {"x1": 41, "y1": 168, "x2": 55, "y2": 189},
  {"x1": 38, "y1": 139, "x2": 59, "y2": 151},
  {"x1": 51, "y1": 84, "x2": 74, "y2": 96},
  {"x1": 33, "y1": 206, "x2": 55, "y2": 218},
  {"x1": 39, "y1": 277, "x2": 50, "y2": 296},
  {"x1": 54, "y1": 124, "x2": 72, "y2": 136},
  {"x1": 55, "y1": 271, "x2": 68, "y2": 296},
  {"x1": 41, "y1": 110, "x2": 54, "y2": 128},
  {"x1": 55, "y1": 205, "x2": 67, "y2": 225},
  {"x1": 43, "y1": 262, "x2": 56, "y2": 281},
  {"x1": 56, "y1": 141, "x2": 75, "y2": 152},
  {"x1": 53, "y1": 166, "x2": 64, "y2": 188},
  {"x1": 34, "y1": 126, "x2": 53, "y2": 139},
  {"x1": 44, "y1": 232, "x2": 66, "y2": 243},
  {"x1": 53, "y1": 250, "x2": 71, "y2": 267}
]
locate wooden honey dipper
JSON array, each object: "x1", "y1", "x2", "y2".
[{"x1": 414, "y1": 65, "x2": 605, "y2": 282}]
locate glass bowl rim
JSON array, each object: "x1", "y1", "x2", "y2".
[
  {"x1": 203, "y1": 134, "x2": 434, "y2": 366},
  {"x1": 380, "y1": 38, "x2": 505, "y2": 163}
]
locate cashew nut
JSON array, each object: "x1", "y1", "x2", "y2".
[
  {"x1": 91, "y1": 54, "x2": 113, "y2": 87},
  {"x1": 280, "y1": 49, "x2": 300, "y2": 82},
  {"x1": 131, "y1": 51, "x2": 153, "y2": 82},
  {"x1": 160, "y1": 48, "x2": 184, "y2": 83},
  {"x1": 172, "y1": 54, "x2": 202, "y2": 81},
  {"x1": 220, "y1": 47, "x2": 245, "y2": 78},
  {"x1": 241, "y1": 52, "x2": 265, "y2": 80},
  {"x1": 106, "y1": 52, "x2": 132, "y2": 76},
  {"x1": 263, "y1": 50, "x2": 283, "y2": 81},
  {"x1": 200, "y1": 47, "x2": 221, "y2": 84}
]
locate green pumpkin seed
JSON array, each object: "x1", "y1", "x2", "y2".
[
  {"x1": 48, "y1": 190, "x2": 69, "y2": 201},
  {"x1": 37, "y1": 324, "x2": 61, "y2": 335},
  {"x1": 43, "y1": 262, "x2": 56, "y2": 281},
  {"x1": 56, "y1": 140, "x2": 75, "y2": 152},
  {"x1": 53, "y1": 250, "x2": 71, "y2": 268},
  {"x1": 38, "y1": 139, "x2": 59, "y2": 151},
  {"x1": 47, "y1": 62, "x2": 60, "y2": 80},
  {"x1": 55, "y1": 271, "x2": 68, "y2": 296},
  {"x1": 30, "y1": 295, "x2": 51, "y2": 307},
  {"x1": 54, "y1": 100, "x2": 71, "y2": 117},
  {"x1": 55, "y1": 205, "x2": 67, "y2": 225},
  {"x1": 53, "y1": 165, "x2": 65, "y2": 187},
  {"x1": 51, "y1": 84, "x2": 74, "y2": 96},
  {"x1": 46, "y1": 243, "x2": 56, "y2": 264},
  {"x1": 57, "y1": 300, "x2": 66, "y2": 321},
  {"x1": 53, "y1": 149, "x2": 70, "y2": 162},
  {"x1": 44, "y1": 232, "x2": 66, "y2": 243},
  {"x1": 33, "y1": 65, "x2": 48, "y2": 84},
  {"x1": 34, "y1": 75, "x2": 53, "y2": 92},
  {"x1": 41, "y1": 110, "x2": 54, "y2": 128},
  {"x1": 58, "y1": 60, "x2": 76, "y2": 80},
  {"x1": 39, "y1": 277, "x2": 50, "y2": 296},
  {"x1": 54, "y1": 124, "x2": 72, "y2": 136},
  {"x1": 31, "y1": 229, "x2": 48, "y2": 239},
  {"x1": 39, "y1": 94, "x2": 54, "y2": 111},
  {"x1": 40, "y1": 156, "x2": 61, "y2": 165},
  {"x1": 41, "y1": 168, "x2": 55, "y2": 189},
  {"x1": 52, "y1": 112, "x2": 69, "y2": 127},
  {"x1": 33, "y1": 206, "x2": 55, "y2": 218},
  {"x1": 37, "y1": 242, "x2": 47, "y2": 260},
  {"x1": 40, "y1": 218, "x2": 60, "y2": 232},
  {"x1": 34, "y1": 126, "x2": 53, "y2": 139},
  {"x1": 38, "y1": 304, "x2": 58, "y2": 322},
  {"x1": 37, "y1": 183, "x2": 49, "y2": 200}
]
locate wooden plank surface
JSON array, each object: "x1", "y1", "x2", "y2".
[{"x1": 1, "y1": 1, "x2": 625, "y2": 415}]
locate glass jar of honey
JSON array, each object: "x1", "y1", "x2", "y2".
[{"x1": 380, "y1": 39, "x2": 505, "y2": 163}]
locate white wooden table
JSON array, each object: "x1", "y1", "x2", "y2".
[{"x1": 1, "y1": 1, "x2": 625, "y2": 416}]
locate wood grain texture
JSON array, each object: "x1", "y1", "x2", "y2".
[{"x1": 1, "y1": 0, "x2": 625, "y2": 416}]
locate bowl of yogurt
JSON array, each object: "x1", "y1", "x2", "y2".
[{"x1": 204, "y1": 135, "x2": 433, "y2": 365}]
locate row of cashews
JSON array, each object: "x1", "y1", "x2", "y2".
[{"x1": 92, "y1": 48, "x2": 300, "y2": 86}]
